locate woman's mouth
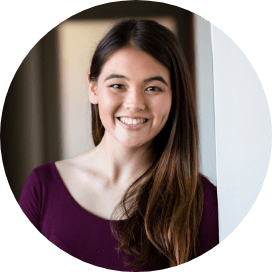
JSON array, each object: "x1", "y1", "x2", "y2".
[
  {"x1": 117, "y1": 117, "x2": 148, "y2": 125},
  {"x1": 117, "y1": 117, "x2": 149, "y2": 128}
]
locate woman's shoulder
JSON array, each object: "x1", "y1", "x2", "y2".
[
  {"x1": 23, "y1": 152, "x2": 91, "y2": 194},
  {"x1": 200, "y1": 175, "x2": 217, "y2": 193},
  {"x1": 20, "y1": 161, "x2": 57, "y2": 191},
  {"x1": 21, "y1": 151, "x2": 94, "y2": 196},
  {"x1": 31, "y1": 161, "x2": 56, "y2": 179},
  {"x1": 198, "y1": 174, "x2": 219, "y2": 255},
  {"x1": 199, "y1": 174, "x2": 218, "y2": 222},
  {"x1": 21, "y1": 161, "x2": 64, "y2": 202}
]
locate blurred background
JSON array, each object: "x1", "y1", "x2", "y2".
[{"x1": 1, "y1": 1, "x2": 216, "y2": 201}]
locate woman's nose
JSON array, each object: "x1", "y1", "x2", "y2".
[{"x1": 123, "y1": 89, "x2": 146, "y2": 112}]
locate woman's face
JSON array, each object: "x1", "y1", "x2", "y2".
[{"x1": 88, "y1": 47, "x2": 172, "y2": 148}]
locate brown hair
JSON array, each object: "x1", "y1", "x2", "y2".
[{"x1": 89, "y1": 19, "x2": 203, "y2": 269}]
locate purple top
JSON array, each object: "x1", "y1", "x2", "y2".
[{"x1": 19, "y1": 162, "x2": 219, "y2": 271}]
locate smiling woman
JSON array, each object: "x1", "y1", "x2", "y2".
[
  {"x1": 88, "y1": 47, "x2": 172, "y2": 148},
  {"x1": 19, "y1": 19, "x2": 219, "y2": 271}
]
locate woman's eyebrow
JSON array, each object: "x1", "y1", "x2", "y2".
[
  {"x1": 104, "y1": 74, "x2": 130, "y2": 81},
  {"x1": 104, "y1": 74, "x2": 168, "y2": 86},
  {"x1": 144, "y1": 76, "x2": 168, "y2": 86}
]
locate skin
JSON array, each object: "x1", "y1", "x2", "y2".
[{"x1": 55, "y1": 47, "x2": 172, "y2": 220}]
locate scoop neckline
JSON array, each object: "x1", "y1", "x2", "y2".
[{"x1": 49, "y1": 161, "x2": 127, "y2": 223}]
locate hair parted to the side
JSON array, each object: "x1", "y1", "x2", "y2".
[{"x1": 89, "y1": 19, "x2": 203, "y2": 269}]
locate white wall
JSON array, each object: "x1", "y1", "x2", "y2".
[
  {"x1": 211, "y1": 25, "x2": 271, "y2": 241},
  {"x1": 194, "y1": 16, "x2": 217, "y2": 185}
]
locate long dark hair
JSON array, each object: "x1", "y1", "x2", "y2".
[{"x1": 89, "y1": 19, "x2": 203, "y2": 269}]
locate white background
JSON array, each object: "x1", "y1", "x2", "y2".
[{"x1": 211, "y1": 24, "x2": 271, "y2": 241}]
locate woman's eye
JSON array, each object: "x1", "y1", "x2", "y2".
[
  {"x1": 146, "y1": 86, "x2": 163, "y2": 92},
  {"x1": 110, "y1": 84, "x2": 125, "y2": 90}
]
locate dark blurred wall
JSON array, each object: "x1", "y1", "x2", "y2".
[{"x1": 1, "y1": 29, "x2": 62, "y2": 201}]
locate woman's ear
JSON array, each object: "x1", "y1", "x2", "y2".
[{"x1": 87, "y1": 72, "x2": 98, "y2": 104}]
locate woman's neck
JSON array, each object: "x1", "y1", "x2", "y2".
[{"x1": 92, "y1": 132, "x2": 154, "y2": 186}]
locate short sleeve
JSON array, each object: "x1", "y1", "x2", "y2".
[
  {"x1": 19, "y1": 169, "x2": 42, "y2": 231},
  {"x1": 197, "y1": 177, "x2": 219, "y2": 256}
]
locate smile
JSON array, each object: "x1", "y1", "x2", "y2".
[{"x1": 118, "y1": 117, "x2": 148, "y2": 125}]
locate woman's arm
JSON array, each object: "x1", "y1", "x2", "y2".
[{"x1": 19, "y1": 169, "x2": 42, "y2": 231}]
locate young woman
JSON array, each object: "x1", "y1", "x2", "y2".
[{"x1": 19, "y1": 19, "x2": 219, "y2": 271}]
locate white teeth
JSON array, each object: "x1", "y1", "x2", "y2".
[{"x1": 119, "y1": 117, "x2": 147, "y2": 125}]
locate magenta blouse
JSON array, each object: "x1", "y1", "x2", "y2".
[{"x1": 19, "y1": 161, "x2": 219, "y2": 271}]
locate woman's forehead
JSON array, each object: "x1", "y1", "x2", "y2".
[{"x1": 98, "y1": 47, "x2": 171, "y2": 84}]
